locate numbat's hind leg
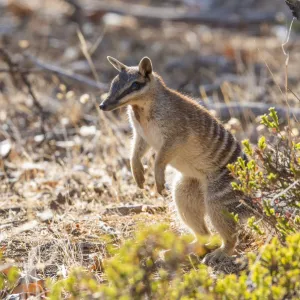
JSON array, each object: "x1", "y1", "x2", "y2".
[
  {"x1": 203, "y1": 172, "x2": 247, "y2": 264},
  {"x1": 173, "y1": 175, "x2": 209, "y2": 237}
]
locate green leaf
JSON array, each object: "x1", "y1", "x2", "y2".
[
  {"x1": 258, "y1": 136, "x2": 267, "y2": 151},
  {"x1": 242, "y1": 139, "x2": 254, "y2": 156}
]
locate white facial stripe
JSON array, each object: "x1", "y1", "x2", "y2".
[{"x1": 118, "y1": 85, "x2": 148, "y2": 105}]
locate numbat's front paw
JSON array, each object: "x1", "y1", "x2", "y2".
[
  {"x1": 155, "y1": 172, "x2": 166, "y2": 195},
  {"x1": 202, "y1": 248, "x2": 229, "y2": 265},
  {"x1": 156, "y1": 181, "x2": 166, "y2": 195},
  {"x1": 134, "y1": 171, "x2": 145, "y2": 189},
  {"x1": 132, "y1": 164, "x2": 145, "y2": 189}
]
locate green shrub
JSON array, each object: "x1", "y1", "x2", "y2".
[
  {"x1": 228, "y1": 108, "x2": 300, "y2": 238},
  {"x1": 47, "y1": 226, "x2": 300, "y2": 300}
]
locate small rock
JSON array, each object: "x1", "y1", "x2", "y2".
[
  {"x1": 79, "y1": 125, "x2": 96, "y2": 137},
  {"x1": 0, "y1": 139, "x2": 12, "y2": 158},
  {"x1": 37, "y1": 210, "x2": 53, "y2": 222}
]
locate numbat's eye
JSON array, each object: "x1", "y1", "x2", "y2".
[{"x1": 131, "y1": 82, "x2": 141, "y2": 90}]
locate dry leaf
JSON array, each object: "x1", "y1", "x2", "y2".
[
  {"x1": 0, "y1": 265, "x2": 15, "y2": 276},
  {"x1": 40, "y1": 180, "x2": 59, "y2": 189},
  {"x1": 19, "y1": 162, "x2": 45, "y2": 181},
  {"x1": 89, "y1": 254, "x2": 104, "y2": 273},
  {"x1": 10, "y1": 273, "x2": 45, "y2": 297},
  {"x1": 7, "y1": 1, "x2": 34, "y2": 18},
  {"x1": 12, "y1": 280, "x2": 44, "y2": 296}
]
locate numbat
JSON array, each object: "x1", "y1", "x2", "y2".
[{"x1": 100, "y1": 56, "x2": 253, "y2": 263}]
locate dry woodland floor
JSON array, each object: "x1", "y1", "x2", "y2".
[{"x1": 0, "y1": 0, "x2": 300, "y2": 297}]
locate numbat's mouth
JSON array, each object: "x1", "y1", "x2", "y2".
[{"x1": 99, "y1": 100, "x2": 123, "y2": 111}]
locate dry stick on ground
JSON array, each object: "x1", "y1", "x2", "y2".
[
  {"x1": 0, "y1": 67, "x2": 42, "y2": 74},
  {"x1": 85, "y1": 2, "x2": 285, "y2": 28},
  {"x1": 0, "y1": 49, "x2": 21, "y2": 88},
  {"x1": 103, "y1": 205, "x2": 167, "y2": 216},
  {"x1": 0, "y1": 48, "x2": 46, "y2": 135},
  {"x1": 25, "y1": 54, "x2": 108, "y2": 90}
]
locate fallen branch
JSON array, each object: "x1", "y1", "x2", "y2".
[
  {"x1": 0, "y1": 48, "x2": 22, "y2": 88},
  {"x1": 0, "y1": 67, "x2": 41, "y2": 73},
  {"x1": 25, "y1": 54, "x2": 108, "y2": 90},
  {"x1": 103, "y1": 205, "x2": 167, "y2": 216},
  {"x1": 85, "y1": 2, "x2": 284, "y2": 28},
  {"x1": 0, "y1": 207, "x2": 22, "y2": 214}
]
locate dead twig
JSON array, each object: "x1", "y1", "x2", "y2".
[
  {"x1": 0, "y1": 48, "x2": 46, "y2": 135},
  {"x1": 0, "y1": 207, "x2": 22, "y2": 214},
  {"x1": 288, "y1": 87, "x2": 300, "y2": 103},
  {"x1": 25, "y1": 54, "x2": 108, "y2": 90},
  {"x1": 77, "y1": 29, "x2": 100, "y2": 83},
  {"x1": 0, "y1": 48, "x2": 21, "y2": 88},
  {"x1": 0, "y1": 67, "x2": 42, "y2": 73},
  {"x1": 103, "y1": 205, "x2": 167, "y2": 216}
]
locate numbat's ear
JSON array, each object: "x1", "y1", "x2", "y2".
[
  {"x1": 107, "y1": 56, "x2": 127, "y2": 72},
  {"x1": 139, "y1": 56, "x2": 152, "y2": 77}
]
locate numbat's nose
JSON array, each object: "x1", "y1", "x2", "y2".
[{"x1": 99, "y1": 103, "x2": 107, "y2": 110}]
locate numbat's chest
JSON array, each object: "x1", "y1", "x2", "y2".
[{"x1": 130, "y1": 105, "x2": 163, "y2": 150}]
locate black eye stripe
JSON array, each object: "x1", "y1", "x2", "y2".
[{"x1": 116, "y1": 82, "x2": 146, "y2": 101}]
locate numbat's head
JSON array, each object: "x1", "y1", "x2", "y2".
[{"x1": 100, "y1": 56, "x2": 154, "y2": 111}]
